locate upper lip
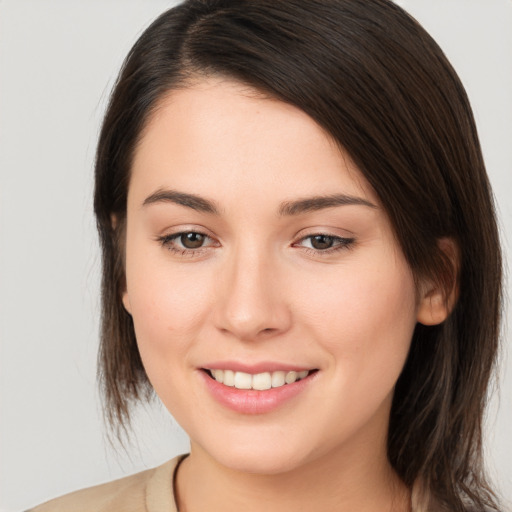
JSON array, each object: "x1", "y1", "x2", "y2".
[{"x1": 201, "y1": 361, "x2": 316, "y2": 374}]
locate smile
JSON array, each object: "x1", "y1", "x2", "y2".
[
  {"x1": 207, "y1": 369, "x2": 312, "y2": 390},
  {"x1": 201, "y1": 367, "x2": 318, "y2": 414}
]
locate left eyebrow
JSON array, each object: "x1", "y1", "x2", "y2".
[{"x1": 278, "y1": 194, "x2": 377, "y2": 216}]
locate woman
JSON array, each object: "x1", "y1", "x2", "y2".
[{"x1": 29, "y1": 0, "x2": 503, "y2": 511}]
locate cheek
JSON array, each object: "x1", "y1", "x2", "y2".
[
  {"x1": 296, "y1": 252, "x2": 417, "y2": 379},
  {"x1": 125, "y1": 258, "x2": 219, "y2": 417},
  {"x1": 124, "y1": 245, "x2": 216, "y2": 363},
  {"x1": 290, "y1": 256, "x2": 418, "y2": 443}
]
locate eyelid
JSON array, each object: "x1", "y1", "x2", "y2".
[
  {"x1": 293, "y1": 225, "x2": 356, "y2": 238},
  {"x1": 156, "y1": 223, "x2": 217, "y2": 239}
]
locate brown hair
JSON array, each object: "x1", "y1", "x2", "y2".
[{"x1": 94, "y1": 1, "x2": 502, "y2": 510}]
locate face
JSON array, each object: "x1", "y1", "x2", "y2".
[{"x1": 123, "y1": 78, "x2": 423, "y2": 475}]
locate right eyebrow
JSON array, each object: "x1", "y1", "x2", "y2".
[{"x1": 142, "y1": 189, "x2": 220, "y2": 215}]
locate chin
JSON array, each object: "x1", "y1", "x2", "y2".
[
  {"x1": 191, "y1": 425, "x2": 322, "y2": 476},
  {"x1": 213, "y1": 445, "x2": 312, "y2": 475}
]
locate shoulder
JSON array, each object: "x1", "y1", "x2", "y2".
[{"x1": 26, "y1": 455, "x2": 186, "y2": 512}]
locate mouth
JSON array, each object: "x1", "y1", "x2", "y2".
[
  {"x1": 200, "y1": 366, "x2": 319, "y2": 414},
  {"x1": 203, "y1": 368, "x2": 317, "y2": 391}
]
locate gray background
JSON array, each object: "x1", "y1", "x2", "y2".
[{"x1": 0, "y1": 1, "x2": 511, "y2": 510}]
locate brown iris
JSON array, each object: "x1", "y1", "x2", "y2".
[
  {"x1": 181, "y1": 232, "x2": 206, "y2": 249},
  {"x1": 310, "y1": 235, "x2": 335, "y2": 250}
]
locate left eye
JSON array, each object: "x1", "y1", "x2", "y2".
[{"x1": 297, "y1": 234, "x2": 354, "y2": 251}]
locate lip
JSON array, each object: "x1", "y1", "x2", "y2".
[{"x1": 199, "y1": 366, "x2": 318, "y2": 415}]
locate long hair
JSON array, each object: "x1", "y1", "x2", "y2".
[{"x1": 94, "y1": 1, "x2": 502, "y2": 510}]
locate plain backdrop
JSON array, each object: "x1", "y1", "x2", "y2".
[{"x1": 0, "y1": 1, "x2": 511, "y2": 511}]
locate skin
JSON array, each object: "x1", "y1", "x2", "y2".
[{"x1": 122, "y1": 78, "x2": 449, "y2": 512}]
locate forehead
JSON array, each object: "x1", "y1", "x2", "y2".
[{"x1": 129, "y1": 78, "x2": 378, "y2": 208}]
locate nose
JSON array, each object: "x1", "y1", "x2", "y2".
[{"x1": 213, "y1": 243, "x2": 292, "y2": 342}]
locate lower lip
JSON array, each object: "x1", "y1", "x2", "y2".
[{"x1": 200, "y1": 370, "x2": 316, "y2": 414}]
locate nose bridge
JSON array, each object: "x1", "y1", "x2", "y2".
[{"x1": 215, "y1": 239, "x2": 290, "y2": 341}]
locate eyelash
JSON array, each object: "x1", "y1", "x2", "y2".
[{"x1": 157, "y1": 231, "x2": 355, "y2": 257}]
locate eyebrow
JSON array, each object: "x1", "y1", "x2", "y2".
[
  {"x1": 142, "y1": 189, "x2": 220, "y2": 214},
  {"x1": 278, "y1": 194, "x2": 377, "y2": 215},
  {"x1": 142, "y1": 188, "x2": 377, "y2": 215}
]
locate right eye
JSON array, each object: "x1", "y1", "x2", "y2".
[
  {"x1": 157, "y1": 231, "x2": 218, "y2": 256},
  {"x1": 175, "y1": 232, "x2": 207, "y2": 249}
]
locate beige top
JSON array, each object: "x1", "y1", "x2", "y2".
[
  {"x1": 27, "y1": 454, "x2": 453, "y2": 512},
  {"x1": 27, "y1": 455, "x2": 188, "y2": 512}
]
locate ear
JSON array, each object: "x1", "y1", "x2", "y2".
[
  {"x1": 122, "y1": 289, "x2": 132, "y2": 315},
  {"x1": 416, "y1": 238, "x2": 459, "y2": 326},
  {"x1": 111, "y1": 212, "x2": 132, "y2": 315}
]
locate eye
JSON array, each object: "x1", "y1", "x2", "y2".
[
  {"x1": 178, "y1": 232, "x2": 207, "y2": 249},
  {"x1": 296, "y1": 234, "x2": 355, "y2": 254},
  {"x1": 308, "y1": 234, "x2": 336, "y2": 250},
  {"x1": 157, "y1": 230, "x2": 218, "y2": 255}
]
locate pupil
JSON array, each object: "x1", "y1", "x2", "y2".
[
  {"x1": 311, "y1": 235, "x2": 333, "y2": 250},
  {"x1": 181, "y1": 232, "x2": 205, "y2": 249}
]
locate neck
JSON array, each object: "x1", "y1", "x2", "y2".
[{"x1": 175, "y1": 435, "x2": 410, "y2": 512}]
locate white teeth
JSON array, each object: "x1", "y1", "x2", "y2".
[
  {"x1": 234, "y1": 372, "x2": 252, "y2": 389},
  {"x1": 211, "y1": 369, "x2": 224, "y2": 382},
  {"x1": 271, "y1": 371, "x2": 285, "y2": 388},
  {"x1": 209, "y1": 369, "x2": 311, "y2": 390},
  {"x1": 285, "y1": 371, "x2": 298, "y2": 384},
  {"x1": 252, "y1": 372, "x2": 272, "y2": 390},
  {"x1": 223, "y1": 369, "x2": 235, "y2": 387}
]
